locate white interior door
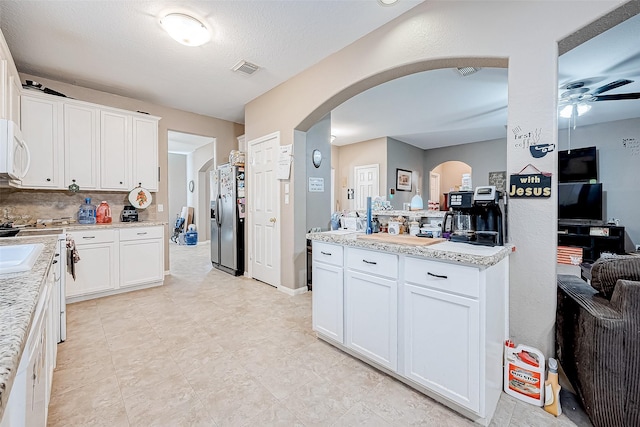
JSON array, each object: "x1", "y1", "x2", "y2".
[
  {"x1": 248, "y1": 132, "x2": 280, "y2": 286},
  {"x1": 429, "y1": 172, "x2": 440, "y2": 204},
  {"x1": 354, "y1": 164, "x2": 379, "y2": 210}
]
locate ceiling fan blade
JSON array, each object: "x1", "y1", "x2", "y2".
[
  {"x1": 592, "y1": 92, "x2": 640, "y2": 101},
  {"x1": 590, "y1": 79, "x2": 633, "y2": 95}
]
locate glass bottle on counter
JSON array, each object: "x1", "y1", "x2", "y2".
[{"x1": 78, "y1": 197, "x2": 97, "y2": 224}]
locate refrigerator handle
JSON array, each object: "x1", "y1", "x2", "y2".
[{"x1": 217, "y1": 195, "x2": 222, "y2": 227}]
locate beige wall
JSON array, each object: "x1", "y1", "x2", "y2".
[
  {"x1": 334, "y1": 137, "x2": 387, "y2": 212},
  {"x1": 244, "y1": 0, "x2": 627, "y2": 355},
  {"x1": 434, "y1": 161, "x2": 472, "y2": 206},
  {"x1": 13, "y1": 73, "x2": 244, "y2": 268}
]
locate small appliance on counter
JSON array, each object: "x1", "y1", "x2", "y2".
[
  {"x1": 441, "y1": 187, "x2": 506, "y2": 246},
  {"x1": 121, "y1": 205, "x2": 138, "y2": 222},
  {"x1": 473, "y1": 185, "x2": 506, "y2": 246},
  {"x1": 442, "y1": 191, "x2": 476, "y2": 242},
  {"x1": 121, "y1": 185, "x2": 152, "y2": 222}
]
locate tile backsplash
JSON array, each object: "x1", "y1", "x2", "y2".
[{"x1": 0, "y1": 188, "x2": 158, "y2": 224}]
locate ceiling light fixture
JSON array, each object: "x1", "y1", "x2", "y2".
[
  {"x1": 378, "y1": 0, "x2": 399, "y2": 6},
  {"x1": 559, "y1": 102, "x2": 591, "y2": 118},
  {"x1": 160, "y1": 13, "x2": 211, "y2": 47}
]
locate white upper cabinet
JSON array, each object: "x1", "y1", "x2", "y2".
[
  {"x1": 132, "y1": 116, "x2": 158, "y2": 191},
  {"x1": 100, "y1": 109, "x2": 130, "y2": 190},
  {"x1": 64, "y1": 102, "x2": 99, "y2": 189},
  {"x1": 20, "y1": 95, "x2": 63, "y2": 188},
  {"x1": 18, "y1": 91, "x2": 160, "y2": 192},
  {"x1": 1, "y1": 30, "x2": 20, "y2": 123}
]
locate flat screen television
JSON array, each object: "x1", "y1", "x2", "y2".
[
  {"x1": 558, "y1": 183, "x2": 603, "y2": 221},
  {"x1": 558, "y1": 146, "x2": 597, "y2": 183}
]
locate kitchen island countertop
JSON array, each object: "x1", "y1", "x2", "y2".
[
  {"x1": 306, "y1": 230, "x2": 513, "y2": 268},
  {"x1": 0, "y1": 235, "x2": 59, "y2": 421}
]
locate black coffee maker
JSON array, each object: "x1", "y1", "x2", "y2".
[
  {"x1": 442, "y1": 191, "x2": 477, "y2": 243},
  {"x1": 472, "y1": 186, "x2": 506, "y2": 246}
]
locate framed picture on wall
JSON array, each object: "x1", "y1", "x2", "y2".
[{"x1": 396, "y1": 169, "x2": 413, "y2": 192}]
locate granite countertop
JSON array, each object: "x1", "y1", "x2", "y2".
[
  {"x1": 307, "y1": 231, "x2": 514, "y2": 268},
  {"x1": 0, "y1": 235, "x2": 59, "y2": 420},
  {"x1": 356, "y1": 210, "x2": 446, "y2": 218},
  {"x1": 16, "y1": 220, "x2": 168, "y2": 236}
]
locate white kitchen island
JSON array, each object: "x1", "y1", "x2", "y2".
[{"x1": 306, "y1": 231, "x2": 512, "y2": 426}]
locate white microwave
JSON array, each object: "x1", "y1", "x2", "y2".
[{"x1": 0, "y1": 118, "x2": 30, "y2": 180}]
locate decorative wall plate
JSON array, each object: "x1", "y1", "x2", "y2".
[{"x1": 128, "y1": 186, "x2": 152, "y2": 209}]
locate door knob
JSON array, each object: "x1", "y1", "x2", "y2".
[{"x1": 269, "y1": 217, "x2": 276, "y2": 223}]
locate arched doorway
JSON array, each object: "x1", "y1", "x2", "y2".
[{"x1": 430, "y1": 161, "x2": 472, "y2": 210}]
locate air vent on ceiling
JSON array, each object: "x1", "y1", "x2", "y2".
[
  {"x1": 232, "y1": 60, "x2": 260, "y2": 75},
  {"x1": 456, "y1": 67, "x2": 481, "y2": 77}
]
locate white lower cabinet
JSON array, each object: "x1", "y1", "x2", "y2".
[
  {"x1": 312, "y1": 242, "x2": 344, "y2": 343},
  {"x1": 345, "y1": 247, "x2": 398, "y2": 371},
  {"x1": 66, "y1": 226, "x2": 164, "y2": 301},
  {"x1": 310, "y1": 240, "x2": 508, "y2": 424},
  {"x1": 119, "y1": 226, "x2": 164, "y2": 288},
  {"x1": 403, "y1": 283, "x2": 480, "y2": 411},
  {"x1": 3, "y1": 260, "x2": 57, "y2": 427},
  {"x1": 66, "y1": 229, "x2": 118, "y2": 298}
]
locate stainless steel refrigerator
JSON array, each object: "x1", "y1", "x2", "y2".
[{"x1": 210, "y1": 163, "x2": 245, "y2": 276}]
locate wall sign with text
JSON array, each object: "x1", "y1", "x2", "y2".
[{"x1": 509, "y1": 164, "x2": 551, "y2": 198}]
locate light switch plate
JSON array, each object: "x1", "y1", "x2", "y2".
[
  {"x1": 284, "y1": 194, "x2": 289, "y2": 204},
  {"x1": 157, "y1": 204, "x2": 164, "y2": 212}
]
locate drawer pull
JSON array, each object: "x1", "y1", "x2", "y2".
[
  {"x1": 83, "y1": 236, "x2": 96, "y2": 239},
  {"x1": 363, "y1": 259, "x2": 377, "y2": 265},
  {"x1": 52, "y1": 260, "x2": 58, "y2": 264},
  {"x1": 137, "y1": 232, "x2": 148, "y2": 235},
  {"x1": 320, "y1": 251, "x2": 332, "y2": 256},
  {"x1": 427, "y1": 271, "x2": 448, "y2": 279}
]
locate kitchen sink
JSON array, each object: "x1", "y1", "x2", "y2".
[{"x1": 0, "y1": 243, "x2": 45, "y2": 274}]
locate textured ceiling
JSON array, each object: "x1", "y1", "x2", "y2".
[
  {"x1": 1, "y1": 1, "x2": 638, "y2": 151},
  {"x1": 0, "y1": 0, "x2": 422, "y2": 124}
]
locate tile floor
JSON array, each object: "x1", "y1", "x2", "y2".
[{"x1": 47, "y1": 242, "x2": 585, "y2": 426}]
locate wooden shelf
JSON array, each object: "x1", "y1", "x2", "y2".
[{"x1": 557, "y1": 223, "x2": 625, "y2": 262}]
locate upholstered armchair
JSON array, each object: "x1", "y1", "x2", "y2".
[{"x1": 556, "y1": 255, "x2": 640, "y2": 427}]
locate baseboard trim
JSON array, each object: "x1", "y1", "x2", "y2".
[{"x1": 277, "y1": 285, "x2": 308, "y2": 296}]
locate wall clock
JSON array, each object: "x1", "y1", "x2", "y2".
[{"x1": 312, "y1": 149, "x2": 322, "y2": 168}]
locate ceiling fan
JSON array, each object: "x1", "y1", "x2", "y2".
[{"x1": 558, "y1": 79, "x2": 640, "y2": 118}]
